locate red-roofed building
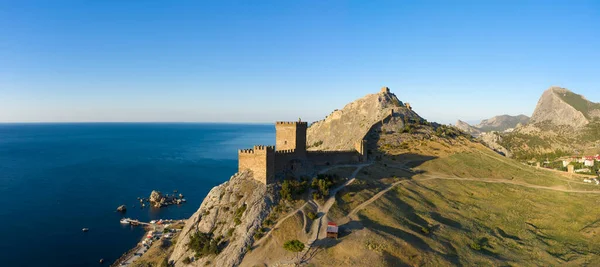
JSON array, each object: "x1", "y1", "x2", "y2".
[{"x1": 326, "y1": 222, "x2": 338, "y2": 239}]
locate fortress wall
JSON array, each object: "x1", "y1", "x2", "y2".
[
  {"x1": 307, "y1": 150, "x2": 361, "y2": 166},
  {"x1": 274, "y1": 150, "x2": 304, "y2": 173},
  {"x1": 238, "y1": 145, "x2": 274, "y2": 184}
]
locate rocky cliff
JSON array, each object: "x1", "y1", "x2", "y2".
[
  {"x1": 530, "y1": 87, "x2": 599, "y2": 128},
  {"x1": 307, "y1": 88, "x2": 420, "y2": 151},
  {"x1": 169, "y1": 171, "x2": 275, "y2": 267}
]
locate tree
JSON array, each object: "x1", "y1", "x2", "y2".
[
  {"x1": 283, "y1": 239, "x2": 305, "y2": 266},
  {"x1": 280, "y1": 180, "x2": 293, "y2": 201}
]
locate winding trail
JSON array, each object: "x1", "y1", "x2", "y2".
[
  {"x1": 255, "y1": 163, "x2": 370, "y2": 247},
  {"x1": 307, "y1": 163, "x2": 370, "y2": 245},
  {"x1": 347, "y1": 173, "x2": 600, "y2": 219}
]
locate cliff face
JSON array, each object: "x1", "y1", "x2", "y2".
[
  {"x1": 530, "y1": 87, "x2": 597, "y2": 128},
  {"x1": 169, "y1": 171, "x2": 275, "y2": 267},
  {"x1": 307, "y1": 89, "x2": 419, "y2": 151}
]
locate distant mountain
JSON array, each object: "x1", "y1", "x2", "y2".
[
  {"x1": 501, "y1": 87, "x2": 600, "y2": 159},
  {"x1": 476, "y1": 114, "x2": 530, "y2": 132},
  {"x1": 455, "y1": 114, "x2": 529, "y2": 136},
  {"x1": 530, "y1": 86, "x2": 600, "y2": 128},
  {"x1": 455, "y1": 120, "x2": 482, "y2": 136}
]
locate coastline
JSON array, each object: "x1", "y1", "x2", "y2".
[{"x1": 112, "y1": 220, "x2": 185, "y2": 266}]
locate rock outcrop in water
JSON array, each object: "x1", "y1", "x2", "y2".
[{"x1": 116, "y1": 205, "x2": 126, "y2": 213}]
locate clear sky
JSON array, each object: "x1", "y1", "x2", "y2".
[{"x1": 1, "y1": 1, "x2": 598, "y2": 124}]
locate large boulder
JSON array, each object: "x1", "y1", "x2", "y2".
[{"x1": 149, "y1": 190, "x2": 166, "y2": 208}]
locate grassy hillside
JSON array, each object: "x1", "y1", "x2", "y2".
[
  {"x1": 312, "y1": 134, "x2": 600, "y2": 266},
  {"x1": 557, "y1": 91, "x2": 600, "y2": 120},
  {"x1": 244, "y1": 125, "x2": 600, "y2": 266}
]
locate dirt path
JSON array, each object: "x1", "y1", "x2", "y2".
[
  {"x1": 256, "y1": 164, "x2": 370, "y2": 247},
  {"x1": 347, "y1": 173, "x2": 600, "y2": 219},
  {"x1": 307, "y1": 164, "x2": 370, "y2": 244}
]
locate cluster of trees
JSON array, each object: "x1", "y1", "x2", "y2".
[
  {"x1": 280, "y1": 177, "x2": 310, "y2": 202},
  {"x1": 280, "y1": 174, "x2": 339, "y2": 201},
  {"x1": 187, "y1": 231, "x2": 222, "y2": 258},
  {"x1": 311, "y1": 174, "x2": 337, "y2": 199}
]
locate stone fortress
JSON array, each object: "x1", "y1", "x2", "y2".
[
  {"x1": 238, "y1": 120, "x2": 368, "y2": 184},
  {"x1": 239, "y1": 86, "x2": 414, "y2": 185}
]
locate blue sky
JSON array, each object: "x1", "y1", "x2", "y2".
[{"x1": 1, "y1": 1, "x2": 598, "y2": 124}]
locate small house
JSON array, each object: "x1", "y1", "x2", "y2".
[{"x1": 326, "y1": 222, "x2": 339, "y2": 239}]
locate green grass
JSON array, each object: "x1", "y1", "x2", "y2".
[
  {"x1": 357, "y1": 178, "x2": 600, "y2": 266},
  {"x1": 557, "y1": 90, "x2": 600, "y2": 119},
  {"x1": 415, "y1": 148, "x2": 598, "y2": 190}
]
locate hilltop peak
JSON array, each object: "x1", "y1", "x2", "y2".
[
  {"x1": 530, "y1": 87, "x2": 600, "y2": 128},
  {"x1": 307, "y1": 87, "x2": 419, "y2": 151}
]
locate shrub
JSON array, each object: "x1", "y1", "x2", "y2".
[
  {"x1": 307, "y1": 212, "x2": 317, "y2": 220},
  {"x1": 234, "y1": 204, "x2": 247, "y2": 225},
  {"x1": 283, "y1": 239, "x2": 305, "y2": 264},
  {"x1": 254, "y1": 232, "x2": 263, "y2": 239},
  {"x1": 188, "y1": 232, "x2": 221, "y2": 257},
  {"x1": 187, "y1": 232, "x2": 221, "y2": 257},
  {"x1": 182, "y1": 257, "x2": 191, "y2": 264},
  {"x1": 227, "y1": 228, "x2": 235, "y2": 237},
  {"x1": 470, "y1": 242, "x2": 481, "y2": 251}
]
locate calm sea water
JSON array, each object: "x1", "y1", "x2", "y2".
[{"x1": 0, "y1": 123, "x2": 274, "y2": 267}]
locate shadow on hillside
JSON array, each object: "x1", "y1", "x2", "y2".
[
  {"x1": 361, "y1": 153, "x2": 438, "y2": 181},
  {"x1": 358, "y1": 213, "x2": 464, "y2": 267}
]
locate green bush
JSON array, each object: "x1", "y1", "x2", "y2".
[
  {"x1": 233, "y1": 204, "x2": 247, "y2": 225},
  {"x1": 469, "y1": 242, "x2": 481, "y2": 251},
  {"x1": 307, "y1": 212, "x2": 317, "y2": 220},
  {"x1": 182, "y1": 257, "x2": 191, "y2": 264},
  {"x1": 187, "y1": 232, "x2": 221, "y2": 257}
]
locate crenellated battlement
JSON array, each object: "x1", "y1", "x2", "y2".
[
  {"x1": 239, "y1": 148, "x2": 255, "y2": 154},
  {"x1": 275, "y1": 149, "x2": 296, "y2": 154},
  {"x1": 254, "y1": 145, "x2": 274, "y2": 151},
  {"x1": 276, "y1": 121, "x2": 308, "y2": 126}
]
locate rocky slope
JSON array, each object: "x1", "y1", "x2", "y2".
[
  {"x1": 476, "y1": 114, "x2": 529, "y2": 132},
  {"x1": 307, "y1": 87, "x2": 421, "y2": 151},
  {"x1": 530, "y1": 86, "x2": 600, "y2": 128},
  {"x1": 498, "y1": 87, "x2": 600, "y2": 159},
  {"x1": 455, "y1": 120, "x2": 482, "y2": 136},
  {"x1": 168, "y1": 171, "x2": 275, "y2": 267},
  {"x1": 455, "y1": 115, "x2": 529, "y2": 136}
]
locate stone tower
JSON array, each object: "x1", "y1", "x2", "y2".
[
  {"x1": 275, "y1": 120, "x2": 307, "y2": 153},
  {"x1": 238, "y1": 145, "x2": 275, "y2": 184}
]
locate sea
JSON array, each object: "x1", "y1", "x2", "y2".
[{"x1": 0, "y1": 123, "x2": 274, "y2": 267}]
